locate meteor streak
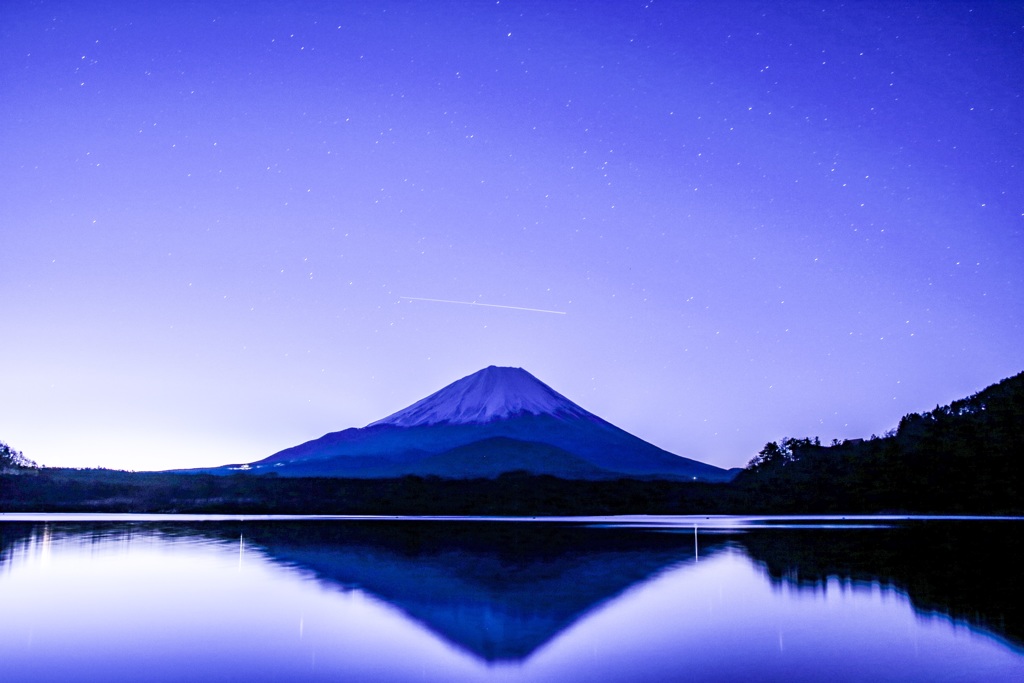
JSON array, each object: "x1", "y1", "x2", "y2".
[{"x1": 399, "y1": 296, "x2": 567, "y2": 315}]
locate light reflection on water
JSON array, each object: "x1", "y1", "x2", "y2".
[{"x1": 0, "y1": 517, "x2": 1021, "y2": 682}]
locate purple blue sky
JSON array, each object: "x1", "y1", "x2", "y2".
[{"x1": 2, "y1": 1, "x2": 1022, "y2": 471}]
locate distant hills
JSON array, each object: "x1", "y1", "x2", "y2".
[{"x1": 207, "y1": 366, "x2": 735, "y2": 482}]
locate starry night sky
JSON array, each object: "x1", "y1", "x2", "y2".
[{"x1": 3, "y1": 1, "x2": 1022, "y2": 471}]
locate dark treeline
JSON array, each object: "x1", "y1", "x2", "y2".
[
  {"x1": 0, "y1": 469, "x2": 689, "y2": 515},
  {"x1": 0, "y1": 468, "x2": 745, "y2": 515},
  {"x1": 1, "y1": 371, "x2": 1021, "y2": 515}
]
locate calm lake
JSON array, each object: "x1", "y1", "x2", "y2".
[{"x1": 1, "y1": 515, "x2": 1021, "y2": 682}]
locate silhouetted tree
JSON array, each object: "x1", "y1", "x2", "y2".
[
  {"x1": 745, "y1": 437, "x2": 820, "y2": 471},
  {"x1": 746, "y1": 441, "x2": 784, "y2": 470},
  {"x1": 0, "y1": 441, "x2": 36, "y2": 470}
]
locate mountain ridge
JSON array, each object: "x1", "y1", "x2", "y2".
[{"x1": 227, "y1": 366, "x2": 734, "y2": 482}]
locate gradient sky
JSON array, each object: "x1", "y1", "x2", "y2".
[{"x1": 3, "y1": 1, "x2": 1022, "y2": 471}]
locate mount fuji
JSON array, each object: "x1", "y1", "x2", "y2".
[{"x1": 218, "y1": 366, "x2": 735, "y2": 482}]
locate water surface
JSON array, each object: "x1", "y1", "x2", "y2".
[{"x1": 1, "y1": 515, "x2": 1020, "y2": 682}]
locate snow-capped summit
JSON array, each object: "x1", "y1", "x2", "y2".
[
  {"x1": 369, "y1": 366, "x2": 594, "y2": 427},
  {"x1": 209, "y1": 365, "x2": 736, "y2": 482}
]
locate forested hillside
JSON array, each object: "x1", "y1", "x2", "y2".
[{"x1": 734, "y1": 372, "x2": 1024, "y2": 513}]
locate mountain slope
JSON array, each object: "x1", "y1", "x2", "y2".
[
  {"x1": 400, "y1": 437, "x2": 617, "y2": 479},
  {"x1": 225, "y1": 366, "x2": 734, "y2": 482}
]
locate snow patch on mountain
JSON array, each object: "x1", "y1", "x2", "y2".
[{"x1": 369, "y1": 366, "x2": 595, "y2": 427}]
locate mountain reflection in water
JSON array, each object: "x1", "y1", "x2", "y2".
[
  {"x1": 232, "y1": 520, "x2": 715, "y2": 661},
  {"x1": 0, "y1": 516, "x2": 1021, "y2": 681}
]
